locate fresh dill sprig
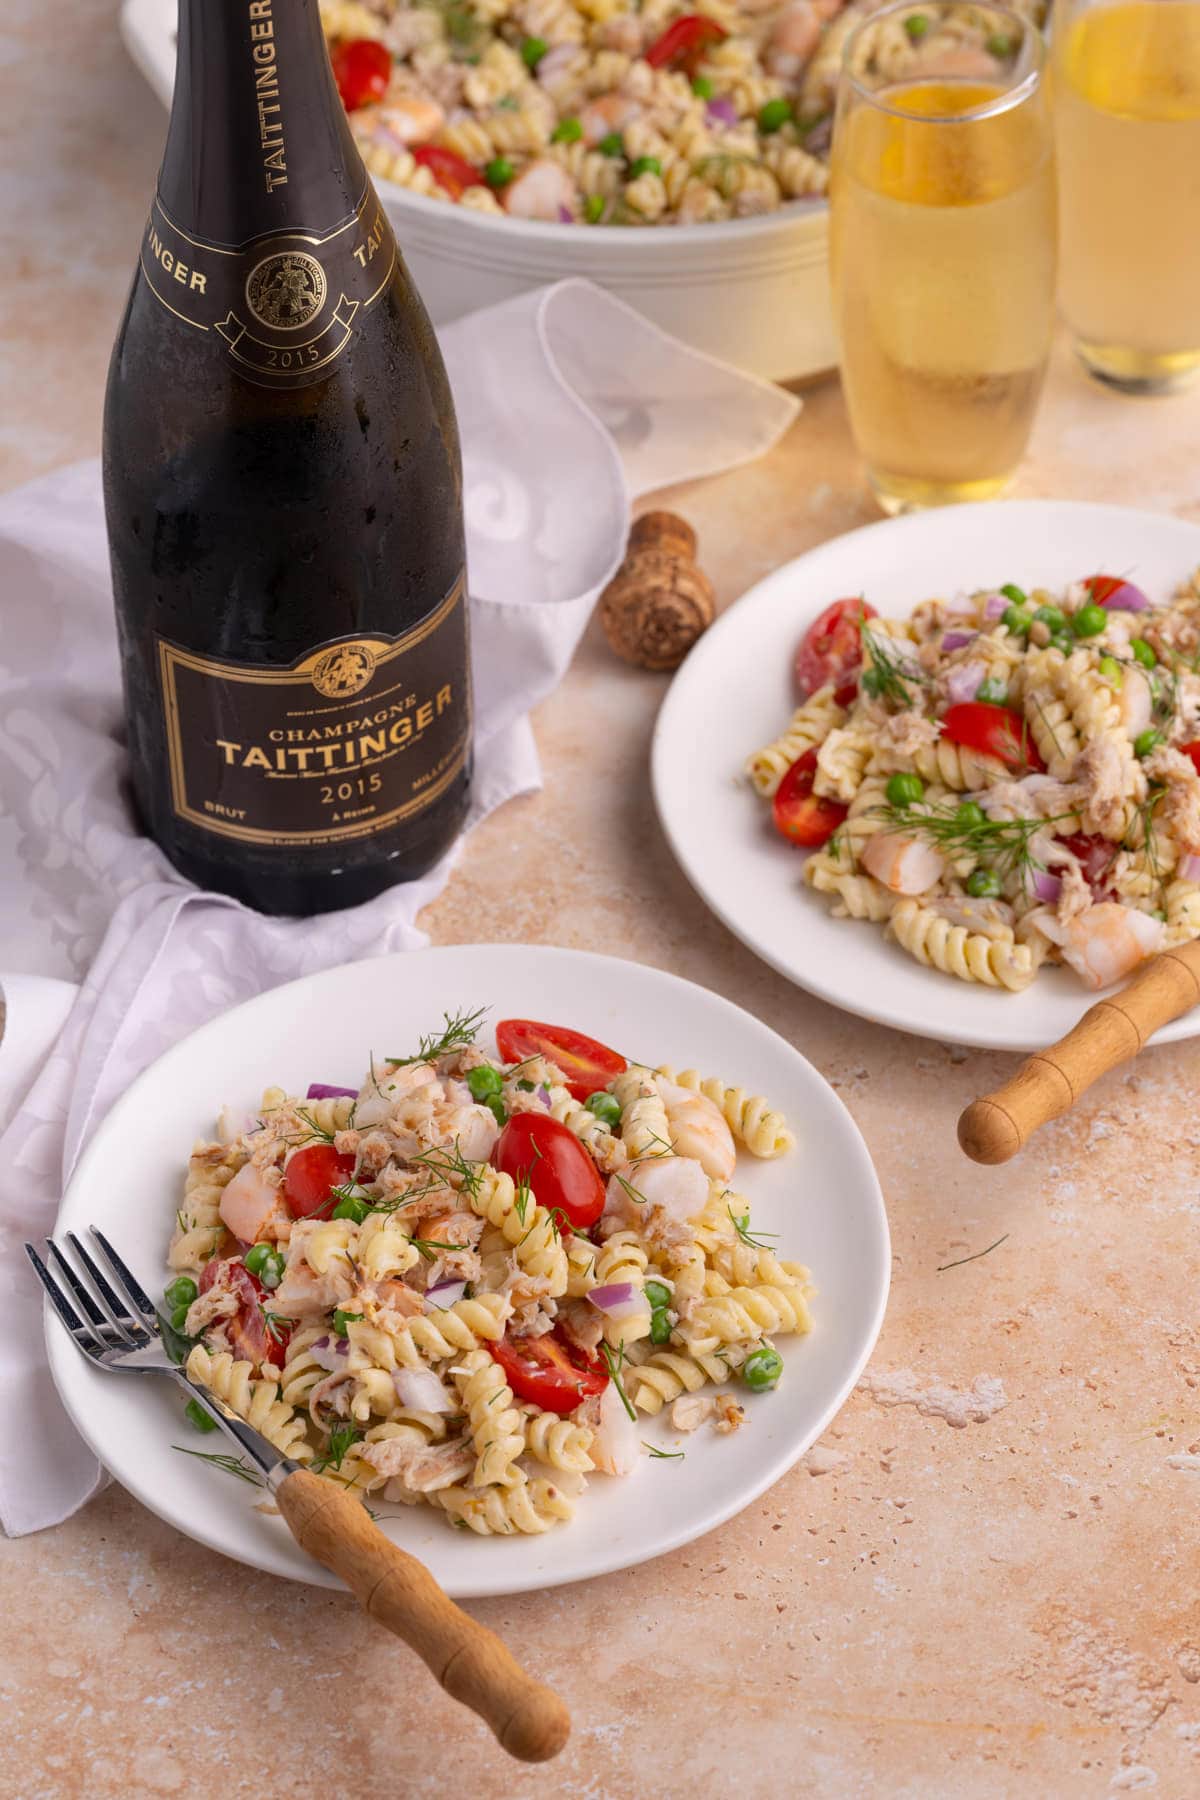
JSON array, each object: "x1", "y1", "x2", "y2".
[
  {"x1": 172, "y1": 1445, "x2": 264, "y2": 1487},
  {"x1": 287, "y1": 1106, "x2": 339, "y2": 1146},
  {"x1": 877, "y1": 800, "x2": 1072, "y2": 883},
  {"x1": 600, "y1": 1341, "x2": 637, "y2": 1422},
  {"x1": 409, "y1": 1138, "x2": 484, "y2": 1201},
  {"x1": 860, "y1": 616, "x2": 929, "y2": 709},
  {"x1": 1123, "y1": 785, "x2": 1169, "y2": 912},
  {"x1": 260, "y1": 1309, "x2": 296, "y2": 1346},
  {"x1": 611, "y1": 1170, "x2": 649, "y2": 1208},
  {"x1": 407, "y1": 1234, "x2": 462, "y2": 1262},
  {"x1": 1028, "y1": 691, "x2": 1065, "y2": 761},
  {"x1": 937, "y1": 1233, "x2": 1009, "y2": 1272},
  {"x1": 643, "y1": 1443, "x2": 685, "y2": 1460},
  {"x1": 727, "y1": 1206, "x2": 779, "y2": 1251},
  {"x1": 312, "y1": 1422, "x2": 361, "y2": 1474},
  {"x1": 389, "y1": 1006, "x2": 488, "y2": 1068},
  {"x1": 175, "y1": 1210, "x2": 189, "y2": 1235}
]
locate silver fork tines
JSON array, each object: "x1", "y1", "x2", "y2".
[{"x1": 27, "y1": 1227, "x2": 296, "y2": 1487}]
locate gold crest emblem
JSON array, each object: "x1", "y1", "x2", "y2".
[
  {"x1": 311, "y1": 642, "x2": 376, "y2": 699},
  {"x1": 245, "y1": 251, "x2": 327, "y2": 332}
]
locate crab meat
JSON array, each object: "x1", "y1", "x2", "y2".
[
  {"x1": 1037, "y1": 901, "x2": 1163, "y2": 990},
  {"x1": 860, "y1": 830, "x2": 945, "y2": 895},
  {"x1": 362, "y1": 1432, "x2": 476, "y2": 1493},
  {"x1": 218, "y1": 1160, "x2": 286, "y2": 1244}
]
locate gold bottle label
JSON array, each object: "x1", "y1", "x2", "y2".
[
  {"x1": 140, "y1": 191, "x2": 396, "y2": 389},
  {"x1": 157, "y1": 577, "x2": 471, "y2": 847}
]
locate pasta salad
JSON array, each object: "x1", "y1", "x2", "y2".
[
  {"x1": 746, "y1": 573, "x2": 1200, "y2": 992},
  {"x1": 165, "y1": 1011, "x2": 811, "y2": 1535},
  {"x1": 320, "y1": 0, "x2": 1039, "y2": 225}
]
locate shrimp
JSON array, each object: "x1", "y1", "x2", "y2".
[
  {"x1": 578, "y1": 1383, "x2": 640, "y2": 1475},
  {"x1": 353, "y1": 1058, "x2": 439, "y2": 1130},
  {"x1": 861, "y1": 831, "x2": 946, "y2": 896},
  {"x1": 218, "y1": 1160, "x2": 287, "y2": 1244},
  {"x1": 603, "y1": 1154, "x2": 709, "y2": 1229},
  {"x1": 1037, "y1": 901, "x2": 1163, "y2": 989},
  {"x1": 916, "y1": 43, "x2": 1008, "y2": 80},
  {"x1": 580, "y1": 92, "x2": 642, "y2": 146},
  {"x1": 656, "y1": 1077, "x2": 736, "y2": 1183},
  {"x1": 374, "y1": 93, "x2": 446, "y2": 146},
  {"x1": 766, "y1": 1, "x2": 824, "y2": 79},
  {"x1": 503, "y1": 158, "x2": 578, "y2": 221}
]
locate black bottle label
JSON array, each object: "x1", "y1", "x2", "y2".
[
  {"x1": 157, "y1": 577, "x2": 471, "y2": 847},
  {"x1": 140, "y1": 191, "x2": 396, "y2": 388}
]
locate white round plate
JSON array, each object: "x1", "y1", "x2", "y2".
[
  {"x1": 653, "y1": 500, "x2": 1200, "y2": 1053},
  {"x1": 48, "y1": 944, "x2": 888, "y2": 1598}
]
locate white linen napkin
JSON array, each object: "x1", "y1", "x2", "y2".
[{"x1": 0, "y1": 276, "x2": 799, "y2": 1536}]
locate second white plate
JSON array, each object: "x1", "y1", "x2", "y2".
[{"x1": 652, "y1": 500, "x2": 1200, "y2": 1053}]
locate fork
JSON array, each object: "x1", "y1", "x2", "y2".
[{"x1": 27, "y1": 1228, "x2": 570, "y2": 1763}]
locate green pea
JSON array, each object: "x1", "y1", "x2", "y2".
[
  {"x1": 260, "y1": 1250, "x2": 286, "y2": 1289},
  {"x1": 758, "y1": 97, "x2": 792, "y2": 133},
  {"x1": 692, "y1": 75, "x2": 714, "y2": 98},
  {"x1": 966, "y1": 868, "x2": 1002, "y2": 899},
  {"x1": 903, "y1": 12, "x2": 929, "y2": 38},
  {"x1": 1098, "y1": 656, "x2": 1123, "y2": 686},
  {"x1": 585, "y1": 1090, "x2": 621, "y2": 1127},
  {"x1": 986, "y1": 32, "x2": 1016, "y2": 56},
  {"x1": 598, "y1": 131, "x2": 625, "y2": 157},
  {"x1": 521, "y1": 34, "x2": 548, "y2": 65},
  {"x1": 466, "y1": 1064, "x2": 504, "y2": 1100},
  {"x1": 332, "y1": 1194, "x2": 370, "y2": 1224},
  {"x1": 1131, "y1": 638, "x2": 1157, "y2": 669},
  {"x1": 649, "y1": 1309, "x2": 672, "y2": 1344},
  {"x1": 1002, "y1": 605, "x2": 1031, "y2": 636},
  {"x1": 1050, "y1": 631, "x2": 1076, "y2": 657},
  {"x1": 1034, "y1": 604, "x2": 1067, "y2": 632},
  {"x1": 485, "y1": 1094, "x2": 508, "y2": 1128},
  {"x1": 185, "y1": 1398, "x2": 217, "y2": 1434},
  {"x1": 1072, "y1": 603, "x2": 1107, "y2": 638},
  {"x1": 976, "y1": 677, "x2": 1009, "y2": 706},
  {"x1": 644, "y1": 1279, "x2": 672, "y2": 1310},
  {"x1": 552, "y1": 116, "x2": 583, "y2": 143},
  {"x1": 629, "y1": 155, "x2": 662, "y2": 178},
  {"x1": 243, "y1": 1243, "x2": 272, "y2": 1276},
  {"x1": 742, "y1": 1345, "x2": 784, "y2": 1391},
  {"x1": 955, "y1": 801, "x2": 986, "y2": 828},
  {"x1": 584, "y1": 194, "x2": 607, "y2": 223},
  {"x1": 170, "y1": 1302, "x2": 191, "y2": 1333},
  {"x1": 1000, "y1": 583, "x2": 1028, "y2": 607},
  {"x1": 1134, "y1": 729, "x2": 1162, "y2": 759},
  {"x1": 164, "y1": 1275, "x2": 197, "y2": 1311},
  {"x1": 885, "y1": 771, "x2": 925, "y2": 807},
  {"x1": 484, "y1": 156, "x2": 514, "y2": 188}
]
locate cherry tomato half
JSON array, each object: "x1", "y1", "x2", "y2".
[
  {"x1": 284, "y1": 1143, "x2": 357, "y2": 1220},
  {"x1": 491, "y1": 1328, "x2": 608, "y2": 1414},
  {"x1": 644, "y1": 12, "x2": 727, "y2": 70},
  {"x1": 772, "y1": 747, "x2": 848, "y2": 848},
  {"x1": 941, "y1": 702, "x2": 1045, "y2": 773},
  {"x1": 412, "y1": 144, "x2": 483, "y2": 200},
  {"x1": 330, "y1": 37, "x2": 392, "y2": 111},
  {"x1": 198, "y1": 1258, "x2": 286, "y2": 1367},
  {"x1": 495, "y1": 1018, "x2": 626, "y2": 1102},
  {"x1": 1181, "y1": 742, "x2": 1200, "y2": 777},
  {"x1": 493, "y1": 1112, "x2": 607, "y2": 1231},
  {"x1": 795, "y1": 598, "x2": 877, "y2": 700},
  {"x1": 1083, "y1": 574, "x2": 1151, "y2": 614},
  {"x1": 1060, "y1": 832, "x2": 1118, "y2": 898}
]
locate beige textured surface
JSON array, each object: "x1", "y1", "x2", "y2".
[{"x1": 7, "y1": 4, "x2": 1200, "y2": 1797}]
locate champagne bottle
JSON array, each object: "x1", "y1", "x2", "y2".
[{"x1": 103, "y1": 0, "x2": 472, "y2": 916}]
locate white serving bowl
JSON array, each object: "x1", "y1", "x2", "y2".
[{"x1": 120, "y1": 0, "x2": 836, "y2": 380}]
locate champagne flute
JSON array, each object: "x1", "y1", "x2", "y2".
[
  {"x1": 1054, "y1": 0, "x2": 1200, "y2": 393},
  {"x1": 829, "y1": 3, "x2": 1056, "y2": 514}
]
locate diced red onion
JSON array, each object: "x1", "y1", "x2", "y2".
[
  {"x1": 536, "y1": 1083, "x2": 551, "y2": 1107},
  {"x1": 587, "y1": 1282, "x2": 650, "y2": 1322},
  {"x1": 982, "y1": 593, "x2": 1009, "y2": 620},
  {"x1": 941, "y1": 630, "x2": 977, "y2": 652},
  {"x1": 1091, "y1": 577, "x2": 1150, "y2": 612},
  {"x1": 706, "y1": 97, "x2": 738, "y2": 126},
  {"x1": 945, "y1": 660, "x2": 987, "y2": 705},
  {"x1": 1031, "y1": 870, "x2": 1062, "y2": 903},
  {"x1": 425, "y1": 1278, "x2": 467, "y2": 1309},
  {"x1": 557, "y1": 204, "x2": 574, "y2": 224},
  {"x1": 306, "y1": 1083, "x2": 358, "y2": 1100},
  {"x1": 309, "y1": 1336, "x2": 349, "y2": 1372},
  {"x1": 1180, "y1": 852, "x2": 1200, "y2": 883},
  {"x1": 394, "y1": 1368, "x2": 456, "y2": 1413}
]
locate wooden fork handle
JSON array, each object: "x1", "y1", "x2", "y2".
[
  {"x1": 958, "y1": 940, "x2": 1200, "y2": 1165},
  {"x1": 276, "y1": 1469, "x2": 569, "y2": 1762}
]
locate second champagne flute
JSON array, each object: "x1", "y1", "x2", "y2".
[{"x1": 829, "y1": 4, "x2": 1056, "y2": 514}]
